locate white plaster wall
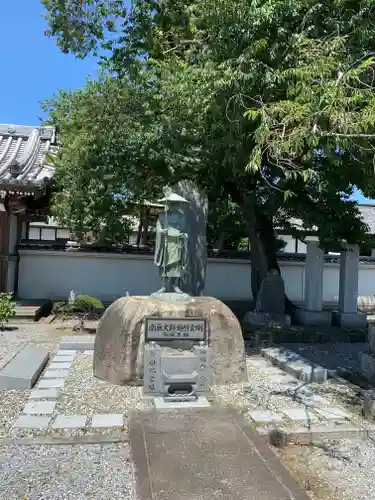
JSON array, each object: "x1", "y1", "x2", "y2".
[
  {"x1": 17, "y1": 249, "x2": 375, "y2": 303},
  {"x1": 278, "y1": 235, "x2": 296, "y2": 253},
  {"x1": 281, "y1": 263, "x2": 304, "y2": 301}
]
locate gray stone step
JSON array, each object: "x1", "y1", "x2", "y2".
[
  {"x1": 59, "y1": 335, "x2": 95, "y2": 350},
  {"x1": 129, "y1": 408, "x2": 310, "y2": 500},
  {"x1": 0, "y1": 345, "x2": 49, "y2": 389}
]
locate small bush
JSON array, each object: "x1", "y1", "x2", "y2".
[
  {"x1": 74, "y1": 295, "x2": 104, "y2": 313},
  {"x1": 54, "y1": 301, "x2": 75, "y2": 317},
  {"x1": 0, "y1": 293, "x2": 16, "y2": 328}
]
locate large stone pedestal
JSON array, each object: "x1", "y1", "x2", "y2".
[
  {"x1": 93, "y1": 296, "x2": 247, "y2": 386},
  {"x1": 359, "y1": 351, "x2": 375, "y2": 383},
  {"x1": 331, "y1": 310, "x2": 367, "y2": 330},
  {"x1": 359, "y1": 323, "x2": 375, "y2": 383},
  {"x1": 294, "y1": 309, "x2": 332, "y2": 326}
]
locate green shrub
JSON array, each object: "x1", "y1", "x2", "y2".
[
  {"x1": 74, "y1": 295, "x2": 104, "y2": 313},
  {"x1": 54, "y1": 301, "x2": 75, "y2": 317},
  {"x1": 0, "y1": 293, "x2": 16, "y2": 328}
]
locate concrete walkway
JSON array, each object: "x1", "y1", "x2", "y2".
[{"x1": 129, "y1": 408, "x2": 310, "y2": 500}]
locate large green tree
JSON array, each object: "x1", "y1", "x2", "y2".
[{"x1": 43, "y1": 0, "x2": 375, "y2": 303}]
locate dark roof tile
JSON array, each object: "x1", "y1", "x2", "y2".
[{"x1": 0, "y1": 124, "x2": 56, "y2": 193}]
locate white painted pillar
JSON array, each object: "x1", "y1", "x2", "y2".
[
  {"x1": 338, "y1": 244, "x2": 359, "y2": 313},
  {"x1": 305, "y1": 240, "x2": 324, "y2": 311}
]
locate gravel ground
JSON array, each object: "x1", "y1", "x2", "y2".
[
  {"x1": 0, "y1": 323, "x2": 78, "y2": 368},
  {"x1": 8, "y1": 351, "x2": 152, "y2": 438},
  {"x1": 0, "y1": 442, "x2": 134, "y2": 500},
  {"x1": 211, "y1": 355, "x2": 363, "y2": 429},
  {"x1": 2, "y1": 325, "x2": 375, "y2": 499},
  {"x1": 277, "y1": 342, "x2": 372, "y2": 415},
  {"x1": 57, "y1": 352, "x2": 153, "y2": 416},
  {"x1": 279, "y1": 436, "x2": 375, "y2": 500},
  {"x1": 0, "y1": 390, "x2": 30, "y2": 438},
  {"x1": 0, "y1": 324, "x2": 76, "y2": 438}
]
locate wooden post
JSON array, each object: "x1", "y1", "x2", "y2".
[{"x1": 0, "y1": 211, "x2": 10, "y2": 293}]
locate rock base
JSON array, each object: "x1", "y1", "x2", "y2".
[
  {"x1": 368, "y1": 323, "x2": 375, "y2": 352},
  {"x1": 332, "y1": 311, "x2": 367, "y2": 329},
  {"x1": 243, "y1": 311, "x2": 291, "y2": 333},
  {"x1": 362, "y1": 389, "x2": 375, "y2": 418},
  {"x1": 294, "y1": 309, "x2": 332, "y2": 326},
  {"x1": 359, "y1": 351, "x2": 375, "y2": 383},
  {"x1": 93, "y1": 295, "x2": 248, "y2": 386}
]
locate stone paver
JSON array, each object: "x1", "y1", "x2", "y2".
[
  {"x1": 59, "y1": 336, "x2": 95, "y2": 350},
  {"x1": 91, "y1": 414, "x2": 124, "y2": 428},
  {"x1": 300, "y1": 393, "x2": 330, "y2": 408},
  {"x1": 129, "y1": 408, "x2": 310, "y2": 500},
  {"x1": 51, "y1": 354, "x2": 76, "y2": 363},
  {"x1": 38, "y1": 379, "x2": 65, "y2": 389},
  {"x1": 23, "y1": 401, "x2": 56, "y2": 415},
  {"x1": 14, "y1": 415, "x2": 51, "y2": 429},
  {"x1": 269, "y1": 373, "x2": 296, "y2": 384},
  {"x1": 315, "y1": 407, "x2": 351, "y2": 420},
  {"x1": 52, "y1": 415, "x2": 87, "y2": 429},
  {"x1": 281, "y1": 408, "x2": 318, "y2": 422},
  {"x1": 246, "y1": 358, "x2": 269, "y2": 368},
  {"x1": 260, "y1": 366, "x2": 283, "y2": 374},
  {"x1": 249, "y1": 410, "x2": 284, "y2": 424},
  {"x1": 43, "y1": 369, "x2": 70, "y2": 379},
  {"x1": 29, "y1": 388, "x2": 59, "y2": 400},
  {"x1": 48, "y1": 362, "x2": 72, "y2": 370},
  {"x1": 56, "y1": 350, "x2": 77, "y2": 356}
]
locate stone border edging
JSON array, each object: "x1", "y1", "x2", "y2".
[
  {"x1": 0, "y1": 434, "x2": 129, "y2": 447},
  {"x1": 257, "y1": 425, "x2": 375, "y2": 445},
  {"x1": 261, "y1": 346, "x2": 328, "y2": 383}
]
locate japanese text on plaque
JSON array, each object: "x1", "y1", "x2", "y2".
[{"x1": 145, "y1": 318, "x2": 206, "y2": 341}]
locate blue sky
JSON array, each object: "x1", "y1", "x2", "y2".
[
  {"x1": 0, "y1": 0, "x2": 374, "y2": 205},
  {"x1": 0, "y1": 0, "x2": 99, "y2": 125}
]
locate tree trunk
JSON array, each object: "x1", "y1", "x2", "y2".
[
  {"x1": 245, "y1": 208, "x2": 268, "y2": 302},
  {"x1": 244, "y1": 204, "x2": 298, "y2": 314},
  {"x1": 214, "y1": 232, "x2": 226, "y2": 250},
  {"x1": 142, "y1": 209, "x2": 150, "y2": 246}
]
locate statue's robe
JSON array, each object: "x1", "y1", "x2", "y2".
[{"x1": 154, "y1": 213, "x2": 187, "y2": 278}]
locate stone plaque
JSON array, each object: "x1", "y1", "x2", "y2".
[
  {"x1": 144, "y1": 343, "x2": 163, "y2": 393},
  {"x1": 144, "y1": 317, "x2": 206, "y2": 341}
]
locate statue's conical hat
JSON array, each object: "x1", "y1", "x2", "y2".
[{"x1": 158, "y1": 192, "x2": 189, "y2": 204}]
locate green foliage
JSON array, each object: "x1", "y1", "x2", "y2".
[
  {"x1": 74, "y1": 295, "x2": 104, "y2": 313},
  {"x1": 0, "y1": 293, "x2": 16, "y2": 328},
  {"x1": 42, "y1": 0, "x2": 125, "y2": 57},
  {"x1": 53, "y1": 300, "x2": 75, "y2": 318},
  {"x1": 53, "y1": 295, "x2": 104, "y2": 322},
  {"x1": 42, "y1": 77, "x2": 167, "y2": 241},
  {"x1": 42, "y1": 0, "x2": 375, "y2": 270}
]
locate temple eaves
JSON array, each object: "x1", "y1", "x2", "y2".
[{"x1": 0, "y1": 124, "x2": 57, "y2": 195}]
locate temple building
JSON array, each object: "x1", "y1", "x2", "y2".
[{"x1": 0, "y1": 124, "x2": 57, "y2": 293}]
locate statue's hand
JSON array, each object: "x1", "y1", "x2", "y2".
[
  {"x1": 179, "y1": 233, "x2": 188, "y2": 240},
  {"x1": 160, "y1": 228, "x2": 168, "y2": 235}
]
